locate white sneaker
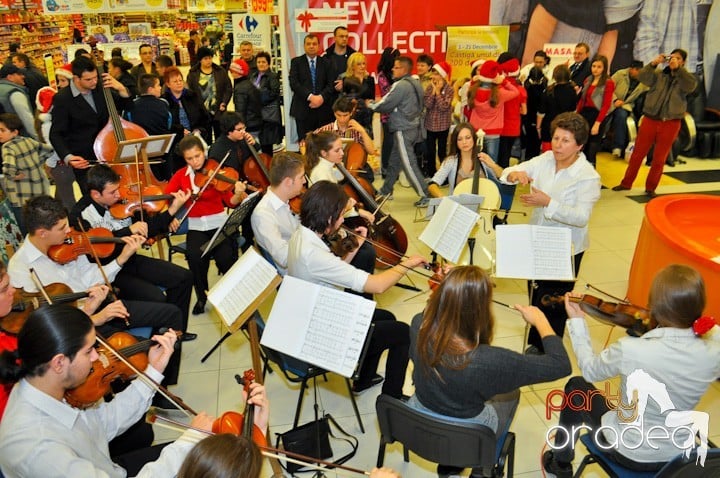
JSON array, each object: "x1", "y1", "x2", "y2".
[{"x1": 612, "y1": 148, "x2": 622, "y2": 158}]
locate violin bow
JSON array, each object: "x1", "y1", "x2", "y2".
[
  {"x1": 28, "y1": 268, "x2": 53, "y2": 305},
  {"x1": 172, "y1": 151, "x2": 231, "y2": 232},
  {"x1": 76, "y1": 222, "x2": 128, "y2": 326},
  {"x1": 146, "y1": 412, "x2": 370, "y2": 476}
]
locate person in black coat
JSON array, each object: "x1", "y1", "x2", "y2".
[
  {"x1": 186, "y1": 47, "x2": 232, "y2": 141},
  {"x1": 49, "y1": 56, "x2": 132, "y2": 193},
  {"x1": 229, "y1": 59, "x2": 262, "y2": 138},
  {"x1": 250, "y1": 51, "x2": 283, "y2": 156},
  {"x1": 569, "y1": 42, "x2": 592, "y2": 93},
  {"x1": 289, "y1": 34, "x2": 335, "y2": 141},
  {"x1": 124, "y1": 74, "x2": 173, "y2": 180},
  {"x1": 9, "y1": 53, "x2": 48, "y2": 111},
  {"x1": 162, "y1": 66, "x2": 211, "y2": 172}
]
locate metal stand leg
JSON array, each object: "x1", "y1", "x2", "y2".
[{"x1": 200, "y1": 331, "x2": 233, "y2": 363}]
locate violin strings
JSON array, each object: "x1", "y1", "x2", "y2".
[{"x1": 341, "y1": 227, "x2": 405, "y2": 259}]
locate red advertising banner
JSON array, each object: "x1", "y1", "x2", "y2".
[{"x1": 304, "y1": 0, "x2": 491, "y2": 69}]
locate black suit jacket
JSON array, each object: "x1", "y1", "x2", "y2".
[
  {"x1": 289, "y1": 54, "x2": 334, "y2": 128},
  {"x1": 49, "y1": 85, "x2": 131, "y2": 163},
  {"x1": 570, "y1": 59, "x2": 591, "y2": 89}
]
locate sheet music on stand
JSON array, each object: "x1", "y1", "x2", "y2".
[
  {"x1": 426, "y1": 193, "x2": 485, "y2": 219},
  {"x1": 201, "y1": 191, "x2": 262, "y2": 258},
  {"x1": 261, "y1": 276, "x2": 375, "y2": 378},
  {"x1": 206, "y1": 247, "x2": 281, "y2": 331},
  {"x1": 419, "y1": 197, "x2": 480, "y2": 263},
  {"x1": 495, "y1": 225, "x2": 574, "y2": 280}
]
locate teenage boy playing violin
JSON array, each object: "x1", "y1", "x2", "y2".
[
  {"x1": 0, "y1": 304, "x2": 269, "y2": 477},
  {"x1": 7, "y1": 195, "x2": 185, "y2": 387},
  {"x1": 69, "y1": 164, "x2": 196, "y2": 341},
  {"x1": 166, "y1": 135, "x2": 249, "y2": 315}
]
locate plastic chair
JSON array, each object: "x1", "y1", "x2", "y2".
[
  {"x1": 165, "y1": 218, "x2": 189, "y2": 262},
  {"x1": 574, "y1": 433, "x2": 720, "y2": 478},
  {"x1": 375, "y1": 395, "x2": 515, "y2": 477},
  {"x1": 255, "y1": 317, "x2": 365, "y2": 433}
]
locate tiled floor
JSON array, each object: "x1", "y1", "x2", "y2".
[{"x1": 154, "y1": 151, "x2": 720, "y2": 477}]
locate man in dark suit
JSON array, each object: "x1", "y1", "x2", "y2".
[
  {"x1": 569, "y1": 42, "x2": 592, "y2": 93},
  {"x1": 289, "y1": 33, "x2": 335, "y2": 142},
  {"x1": 49, "y1": 56, "x2": 133, "y2": 194}
]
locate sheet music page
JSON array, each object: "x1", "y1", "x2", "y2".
[
  {"x1": 261, "y1": 276, "x2": 375, "y2": 377},
  {"x1": 207, "y1": 248, "x2": 279, "y2": 327},
  {"x1": 495, "y1": 225, "x2": 573, "y2": 280},
  {"x1": 419, "y1": 198, "x2": 480, "y2": 263}
]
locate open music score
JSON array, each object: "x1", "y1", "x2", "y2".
[
  {"x1": 261, "y1": 276, "x2": 375, "y2": 378},
  {"x1": 419, "y1": 197, "x2": 480, "y2": 263},
  {"x1": 207, "y1": 247, "x2": 281, "y2": 331},
  {"x1": 495, "y1": 225, "x2": 574, "y2": 281}
]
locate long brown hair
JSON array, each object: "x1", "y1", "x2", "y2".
[
  {"x1": 304, "y1": 130, "x2": 340, "y2": 173},
  {"x1": 177, "y1": 434, "x2": 262, "y2": 478},
  {"x1": 468, "y1": 81, "x2": 500, "y2": 108},
  {"x1": 589, "y1": 54, "x2": 609, "y2": 87},
  {"x1": 416, "y1": 266, "x2": 494, "y2": 372},
  {"x1": 649, "y1": 264, "x2": 706, "y2": 328}
]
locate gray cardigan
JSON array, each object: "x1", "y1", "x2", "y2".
[{"x1": 409, "y1": 313, "x2": 572, "y2": 418}]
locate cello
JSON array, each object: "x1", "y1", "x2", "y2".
[
  {"x1": 242, "y1": 141, "x2": 273, "y2": 192},
  {"x1": 335, "y1": 161, "x2": 408, "y2": 267},
  {"x1": 452, "y1": 133, "x2": 499, "y2": 271}
]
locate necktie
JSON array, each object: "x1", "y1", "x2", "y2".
[{"x1": 310, "y1": 58, "x2": 317, "y2": 92}]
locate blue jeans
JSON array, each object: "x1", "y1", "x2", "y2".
[{"x1": 612, "y1": 108, "x2": 631, "y2": 149}]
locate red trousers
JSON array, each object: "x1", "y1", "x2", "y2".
[{"x1": 620, "y1": 117, "x2": 681, "y2": 192}]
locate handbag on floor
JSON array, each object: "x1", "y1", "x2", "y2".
[{"x1": 275, "y1": 412, "x2": 358, "y2": 474}]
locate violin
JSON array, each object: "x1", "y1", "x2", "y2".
[
  {"x1": 48, "y1": 227, "x2": 127, "y2": 264},
  {"x1": 211, "y1": 369, "x2": 268, "y2": 447},
  {"x1": 194, "y1": 158, "x2": 242, "y2": 192},
  {"x1": 110, "y1": 184, "x2": 175, "y2": 219},
  {"x1": 541, "y1": 293, "x2": 657, "y2": 337},
  {"x1": 0, "y1": 283, "x2": 89, "y2": 335},
  {"x1": 325, "y1": 230, "x2": 360, "y2": 259},
  {"x1": 65, "y1": 330, "x2": 182, "y2": 408}
]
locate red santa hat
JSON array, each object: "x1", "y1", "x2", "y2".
[
  {"x1": 229, "y1": 59, "x2": 249, "y2": 77},
  {"x1": 432, "y1": 61, "x2": 452, "y2": 81},
  {"x1": 477, "y1": 60, "x2": 502, "y2": 83},
  {"x1": 36, "y1": 86, "x2": 57, "y2": 122},
  {"x1": 55, "y1": 63, "x2": 73, "y2": 81},
  {"x1": 471, "y1": 58, "x2": 485, "y2": 74},
  {"x1": 500, "y1": 58, "x2": 521, "y2": 77}
]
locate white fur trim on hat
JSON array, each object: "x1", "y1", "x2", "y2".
[
  {"x1": 36, "y1": 86, "x2": 57, "y2": 115},
  {"x1": 432, "y1": 61, "x2": 451, "y2": 81}
]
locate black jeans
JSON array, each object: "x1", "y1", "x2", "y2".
[
  {"x1": 186, "y1": 229, "x2": 239, "y2": 303},
  {"x1": 381, "y1": 122, "x2": 394, "y2": 175},
  {"x1": 527, "y1": 252, "x2": 584, "y2": 351},
  {"x1": 113, "y1": 254, "x2": 193, "y2": 329},
  {"x1": 356, "y1": 309, "x2": 409, "y2": 399},
  {"x1": 424, "y1": 129, "x2": 448, "y2": 177}
]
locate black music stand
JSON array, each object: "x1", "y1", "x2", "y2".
[{"x1": 200, "y1": 192, "x2": 262, "y2": 258}]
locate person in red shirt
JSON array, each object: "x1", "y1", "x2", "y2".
[
  {"x1": 576, "y1": 54, "x2": 615, "y2": 167},
  {"x1": 165, "y1": 135, "x2": 248, "y2": 315},
  {"x1": 497, "y1": 55, "x2": 528, "y2": 168}
]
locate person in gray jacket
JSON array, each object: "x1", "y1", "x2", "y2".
[
  {"x1": 368, "y1": 56, "x2": 430, "y2": 206},
  {"x1": 612, "y1": 49, "x2": 696, "y2": 197},
  {"x1": 608, "y1": 61, "x2": 648, "y2": 157}
]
